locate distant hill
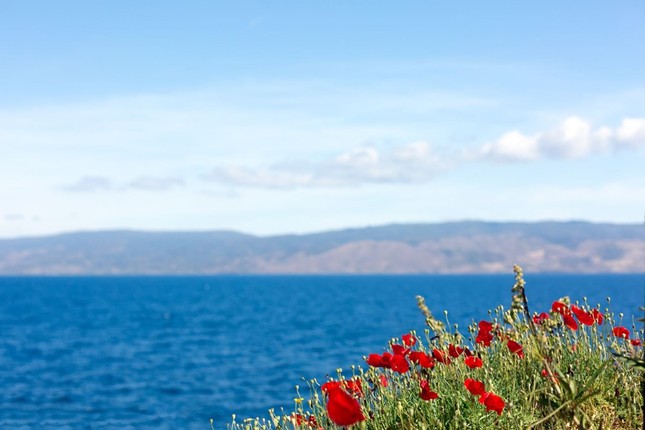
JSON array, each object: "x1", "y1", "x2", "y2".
[{"x1": 0, "y1": 221, "x2": 643, "y2": 274}]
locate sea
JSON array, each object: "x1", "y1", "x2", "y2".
[{"x1": 0, "y1": 274, "x2": 643, "y2": 429}]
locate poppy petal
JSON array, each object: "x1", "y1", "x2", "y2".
[
  {"x1": 464, "y1": 378, "x2": 486, "y2": 396},
  {"x1": 562, "y1": 313, "x2": 578, "y2": 331},
  {"x1": 507, "y1": 339, "x2": 525, "y2": 359},
  {"x1": 464, "y1": 356, "x2": 483, "y2": 369},
  {"x1": 419, "y1": 380, "x2": 439, "y2": 401},
  {"x1": 552, "y1": 301, "x2": 570, "y2": 316},
  {"x1": 613, "y1": 326, "x2": 630, "y2": 339},
  {"x1": 390, "y1": 353, "x2": 410, "y2": 373},
  {"x1": 401, "y1": 333, "x2": 416, "y2": 347},
  {"x1": 326, "y1": 388, "x2": 365, "y2": 427},
  {"x1": 571, "y1": 305, "x2": 594, "y2": 326}
]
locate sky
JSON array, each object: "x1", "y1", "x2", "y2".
[{"x1": 1, "y1": 1, "x2": 644, "y2": 238}]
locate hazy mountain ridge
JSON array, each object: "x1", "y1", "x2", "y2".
[{"x1": 0, "y1": 222, "x2": 643, "y2": 274}]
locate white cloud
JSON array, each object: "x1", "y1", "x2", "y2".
[
  {"x1": 203, "y1": 141, "x2": 449, "y2": 189},
  {"x1": 203, "y1": 116, "x2": 645, "y2": 189},
  {"x1": 616, "y1": 118, "x2": 645, "y2": 147},
  {"x1": 475, "y1": 116, "x2": 645, "y2": 162},
  {"x1": 478, "y1": 131, "x2": 539, "y2": 161}
]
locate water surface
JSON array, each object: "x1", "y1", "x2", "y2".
[{"x1": 0, "y1": 274, "x2": 642, "y2": 429}]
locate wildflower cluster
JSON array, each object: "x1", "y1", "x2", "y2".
[{"x1": 228, "y1": 268, "x2": 643, "y2": 430}]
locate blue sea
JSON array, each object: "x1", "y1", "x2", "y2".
[{"x1": 0, "y1": 274, "x2": 643, "y2": 429}]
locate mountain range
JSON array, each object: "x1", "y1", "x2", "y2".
[{"x1": 0, "y1": 221, "x2": 643, "y2": 274}]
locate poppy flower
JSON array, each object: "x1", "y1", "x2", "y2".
[
  {"x1": 325, "y1": 385, "x2": 365, "y2": 427},
  {"x1": 476, "y1": 330, "x2": 494, "y2": 347},
  {"x1": 409, "y1": 351, "x2": 434, "y2": 368},
  {"x1": 366, "y1": 354, "x2": 384, "y2": 368},
  {"x1": 562, "y1": 313, "x2": 578, "y2": 331},
  {"x1": 448, "y1": 344, "x2": 465, "y2": 358},
  {"x1": 507, "y1": 339, "x2": 525, "y2": 359},
  {"x1": 391, "y1": 344, "x2": 410, "y2": 357},
  {"x1": 591, "y1": 309, "x2": 604, "y2": 325},
  {"x1": 479, "y1": 320, "x2": 493, "y2": 332},
  {"x1": 464, "y1": 378, "x2": 486, "y2": 396},
  {"x1": 380, "y1": 352, "x2": 393, "y2": 368},
  {"x1": 321, "y1": 381, "x2": 342, "y2": 394},
  {"x1": 366, "y1": 352, "x2": 394, "y2": 369},
  {"x1": 419, "y1": 380, "x2": 439, "y2": 401},
  {"x1": 613, "y1": 326, "x2": 630, "y2": 339},
  {"x1": 402, "y1": 333, "x2": 416, "y2": 347},
  {"x1": 390, "y1": 353, "x2": 410, "y2": 373},
  {"x1": 464, "y1": 356, "x2": 483, "y2": 369},
  {"x1": 571, "y1": 305, "x2": 594, "y2": 326},
  {"x1": 630, "y1": 339, "x2": 641, "y2": 347},
  {"x1": 476, "y1": 321, "x2": 496, "y2": 346},
  {"x1": 479, "y1": 392, "x2": 505, "y2": 415},
  {"x1": 551, "y1": 301, "x2": 570, "y2": 316},
  {"x1": 432, "y1": 348, "x2": 451, "y2": 365},
  {"x1": 533, "y1": 312, "x2": 550, "y2": 325}
]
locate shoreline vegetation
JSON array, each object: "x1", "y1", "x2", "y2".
[{"x1": 225, "y1": 266, "x2": 643, "y2": 429}]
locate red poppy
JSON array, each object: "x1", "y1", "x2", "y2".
[
  {"x1": 571, "y1": 305, "x2": 594, "y2": 326},
  {"x1": 402, "y1": 333, "x2": 416, "y2": 347},
  {"x1": 409, "y1": 351, "x2": 434, "y2": 368},
  {"x1": 419, "y1": 380, "x2": 439, "y2": 401},
  {"x1": 326, "y1": 384, "x2": 365, "y2": 427},
  {"x1": 630, "y1": 339, "x2": 641, "y2": 347},
  {"x1": 391, "y1": 344, "x2": 410, "y2": 357},
  {"x1": 562, "y1": 313, "x2": 578, "y2": 331},
  {"x1": 476, "y1": 330, "x2": 494, "y2": 347},
  {"x1": 476, "y1": 320, "x2": 495, "y2": 346},
  {"x1": 390, "y1": 353, "x2": 410, "y2": 373},
  {"x1": 321, "y1": 381, "x2": 342, "y2": 394},
  {"x1": 464, "y1": 378, "x2": 486, "y2": 396},
  {"x1": 532, "y1": 312, "x2": 550, "y2": 325},
  {"x1": 613, "y1": 326, "x2": 630, "y2": 339},
  {"x1": 551, "y1": 301, "x2": 570, "y2": 316},
  {"x1": 591, "y1": 309, "x2": 604, "y2": 325},
  {"x1": 366, "y1": 354, "x2": 384, "y2": 368},
  {"x1": 432, "y1": 348, "x2": 451, "y2": 365},
  {"x1": 366, "y1": 352, "x2": 394, "y2": 369},
  {"x1": 464, "y1": 356, "x2": 483, "y2": 369},
  {"x1": 507, "y1": 339, "x2": 525, "y2": 359},
  {"x1": 448, "y1": 344, "x2": 465, "y2": 358},
  {"x1": 380, "y1": 352, "x2": 393, "y2": 368},
  {"x1": 479, "y1": 392, "x2": 505, "y2": 415},
  {"x1": 478, "y1": 320, "x2": 493, "y2": 332}
]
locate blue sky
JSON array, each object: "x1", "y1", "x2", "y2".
[{"x1": 1, "y1": 1, "x2": 644, "y2": 238}]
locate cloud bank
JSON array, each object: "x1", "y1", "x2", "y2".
[
  {"x1": 203, "y1": 117, "x2": 645, "y2": 189},
  {"x1": 475, "y1": 117, "x2": 645, "y2": 162},
  {"x1": 203, "y1": 141, "x2": 449, "y2": 189}
]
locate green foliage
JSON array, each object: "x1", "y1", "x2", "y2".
[{"x1": 226, "y1": 269, "x2": 643, "y2": 430}]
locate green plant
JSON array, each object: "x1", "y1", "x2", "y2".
[{"x1": 226, "y1": 267, "x2": 643, "y2": 430}]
